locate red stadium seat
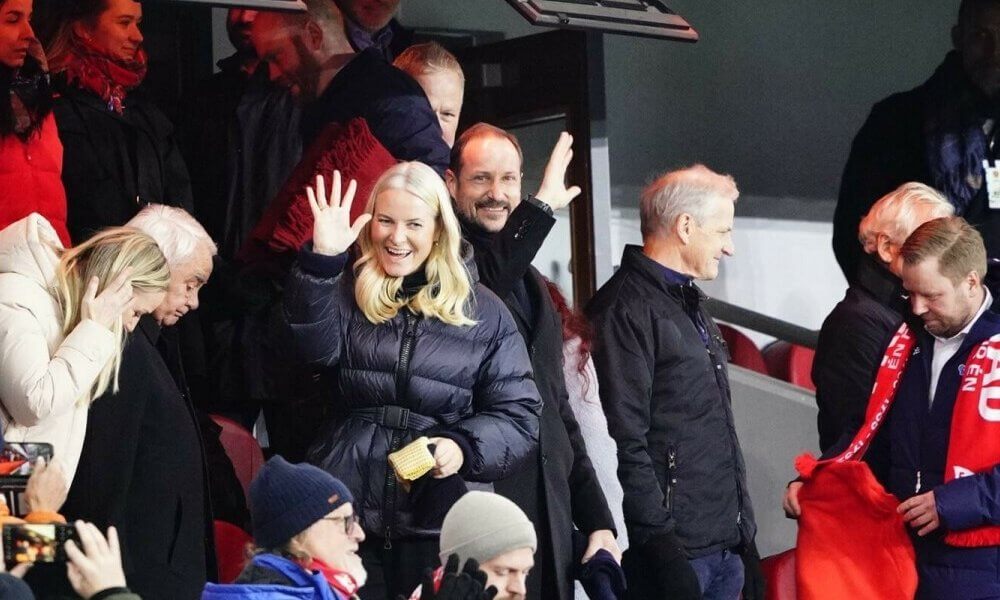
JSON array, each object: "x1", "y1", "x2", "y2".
[
  {"x1": 214, "y1": 520, "x2": 253, "y2": 583},
  {"x1": 717, "y1": 323, "x2": 769, "y2": 375},
  {"x1": 211, "y1": 414, "x2": 265, "y2": 500},
  {"x1": 761, "y1": 548, "x2": 796, "y2": 599},
  {"x1": 762, "y1": 341, "x2": 816, "y2": 391}
]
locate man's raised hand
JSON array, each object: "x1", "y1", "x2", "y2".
[
  {"x1": 534, "y1": 132, "x2": 582, "y2": 211},
  {"x1": 307, "y1": 171, "x2": 371, "y2": 256}
]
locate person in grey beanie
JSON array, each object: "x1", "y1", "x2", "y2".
[
  {"x1": 202, "y1": 456, "x2": 367, "y2": 600},
  {"x1": 408, "y1": 491, "x2": 537, "y2": 600}
]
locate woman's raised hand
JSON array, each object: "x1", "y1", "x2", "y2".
[
  {"x1": 80, "y1": 268, "x2": 134, "y2": 331},
  {"x1": 307, "y1": 171, "x2": 372, "y2": 256}
]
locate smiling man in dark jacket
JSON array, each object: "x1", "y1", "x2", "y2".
[
  {"x1": 446, "y1": 123, "x2": 619, "y2": 600},
  {"x1": 587, "y1": 165, "x2": 759, "y2": 600}
]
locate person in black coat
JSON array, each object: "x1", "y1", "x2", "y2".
[
  {"x1": 445, "y1": 123, "x2": 619, "y2": 600},
  {"x1": 48, "y1": 206, "x2": 243, "y2": 600},
  {"x1": 43, "y1": 0, "x2": 193, "y2": 243},
  {"x1": 248, "y1": 1, "x2": 449, "y2": 175},
  {"x1": 587, "y1": 166, "x2": 759, "y2": 600},
  {"x1": 833, "y1": 0, "x2": 1000, "y2": 283},
  {"x1": 814, "y1": 182, "x2": 954, "y2": 452},
  {"x1": 283, "y1": 163, "x2": 541, "y2": 600}
]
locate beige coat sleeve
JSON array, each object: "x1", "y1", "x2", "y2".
[{"x1": 0, "y1": 296, "x2": 117, "y2": 427}]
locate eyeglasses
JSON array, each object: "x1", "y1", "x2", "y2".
[{"x1": 322, "y1": 513, "x2": 361, "y2": 534}]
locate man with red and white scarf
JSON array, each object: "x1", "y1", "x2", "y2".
[{"x1": 786, "y1": 216, "x2": 1000, "y2": 599}]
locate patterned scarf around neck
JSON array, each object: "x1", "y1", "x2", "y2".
[
  {"x1": 923, "y1": 51, "x2": 996, "y2": 214},
  {"x1": 62, "y1": 35, "x2": 147, "y2": 114}
]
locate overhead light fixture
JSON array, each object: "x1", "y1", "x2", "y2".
[{"x1": 503, "y1": 0, "x2": 698, "y2": 42}]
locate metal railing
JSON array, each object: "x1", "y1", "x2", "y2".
[{"x1": 705, "y1": 298, "x2": 819, "y2": 349}]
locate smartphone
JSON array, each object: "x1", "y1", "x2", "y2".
[
  {"x1": 0, "y1": 443, "x2": 54, "y2": 478},
  {"x1": 3, "y1": 523, "x2": 78, "y2": 569}
]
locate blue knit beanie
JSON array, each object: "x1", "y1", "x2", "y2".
[{"x1": 250, "y1": 456, "x2": 354, "y2": 548}]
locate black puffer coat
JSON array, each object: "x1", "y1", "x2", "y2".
[{"x1": 283, "y1": 246, "x2": 541, "y2": 539}]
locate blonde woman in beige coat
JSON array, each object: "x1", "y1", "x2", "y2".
[{"x1": 0, "y1": 214, "x2": 170, "y2": 485}]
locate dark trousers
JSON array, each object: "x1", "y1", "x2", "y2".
[
  {"x1": 689, "y1": 548, "x2": 744, "y2": 600},
  {"x1": 357, "y1": 535, "x2": 439, "y2": 600},
  {"x1": 623, "y1": 545, "x2": 744, "y2": 600}
]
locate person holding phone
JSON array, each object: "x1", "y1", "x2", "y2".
[
  {"x1": 282, "y1": 164, "x2": 540, "y2": 599},
  {"x1": 0, "y1": 214, "x2": 170, "y2": 486},
  {"x1": 0, "y1": 0, "x2": 70, "y2": 245}
]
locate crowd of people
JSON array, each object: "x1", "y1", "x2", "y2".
[{"x1": 0, "y1": 0, "x2": 999, "y2": 599}]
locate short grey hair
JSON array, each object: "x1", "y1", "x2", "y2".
[
  {"x1": 127, "y1": 205, "x2": 217, "y2": 267},
  {"x1": 857, "y1": 182, "x2": 954, "y2": 254},
  {"x1": 640, "y1": 164, "x2": 739, "y2": 238}
]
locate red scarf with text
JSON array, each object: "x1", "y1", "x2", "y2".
[
  {"x1": 309, "y1": 558, "x2": 360, "y2": 598},
  {"x1": 803, "y1": 322, "x2": 1000, "y2": 546},
  {"x1": 61, "y1": 36, "x2": 147, "y2": 114}
]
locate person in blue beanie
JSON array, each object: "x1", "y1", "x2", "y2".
[{"x1": 202, "y1": 456, "x2": 367, "y2": 600}]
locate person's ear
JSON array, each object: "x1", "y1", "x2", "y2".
[
  {"x1": 445, "y1": 169, "x2": 458, "y2": 198},
  {"x1": 304, "y1": 19, "x2": 324, "y2": 52},
  {"x1": 675, "y1": 213, "x2": 693, "y2": 244},
  {"x1": 71, "y1": 20, "x2": 91, "y2": 41},
  {"x1": 875, "y1": 233, "x2": 896, "y2": 266},
  {"x1": 967, "y1": 270, "x2": 982, "y2": 296},
  {"x1": 952, "y1": 23, "x2": 963, "y2": 52}
]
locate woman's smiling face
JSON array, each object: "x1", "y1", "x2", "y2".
[{"x1": 369, "y1": 188, "x2": 438, "y2": 278}]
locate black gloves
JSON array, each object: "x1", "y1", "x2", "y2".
[
  {"x1": 417, "y1": 554, "x2": 498, "y2": 600},
  {"x1": 640, "y1": 532, "x2": 701, "y2": 600},
  {"x1": 739, "y1": 541, "x2": 766, "y2": 600}
]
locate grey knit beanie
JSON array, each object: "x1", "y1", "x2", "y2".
[{"x1": 439, "y1": 491, "x2": 537, "y2": 565}]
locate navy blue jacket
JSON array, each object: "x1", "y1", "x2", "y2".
[
  {"x1": 282, "y1": 247, "x2": 540, "y2": 539},
  {"x1": 300, "y1": 48, "x2": 450, "y2": 175},
  {"x1": 866, "y1": 307, "x2": 1000, "y2": 599}
]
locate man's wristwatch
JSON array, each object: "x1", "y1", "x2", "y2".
[{"x1": 525, "y1": 194, "x2": 554, "y2": 216}]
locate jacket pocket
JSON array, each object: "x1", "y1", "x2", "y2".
[
  {"x1": 665, "y1": 445, "x2": 677, "y2": 513},
  {"x1": 167, "y1": 497, "x2": 183, "y2": 565}
]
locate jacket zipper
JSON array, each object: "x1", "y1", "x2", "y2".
[
  {"x1": 706, "y1": 325, "x2": 745, "y2": 530},
  {"x1": 666, "y1": 447, "x2": 677, "y2": 512},
  {"x1": 915, "y1": 470, "x2": 922, "y2": 494},
  {"x1": 382, "y1": 310, "x2": 418, "y2": 549}
]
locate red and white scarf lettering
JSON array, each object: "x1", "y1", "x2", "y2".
[{"x1": 833, "y1": 322, "x2": 1000, "y2": 547}]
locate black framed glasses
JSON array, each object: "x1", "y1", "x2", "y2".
[{"x1": 322, "y1": 513, "x2": 361, "y2": 534}]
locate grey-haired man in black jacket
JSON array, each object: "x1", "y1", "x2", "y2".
[{"x1": 587, "y1": 165, "x2": 759, "y2": 600}]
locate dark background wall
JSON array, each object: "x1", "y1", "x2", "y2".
[{"x1": 396, "y1": 0, "x2": 958, "y2": 214}]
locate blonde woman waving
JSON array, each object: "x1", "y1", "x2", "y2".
[{"x1": 283, "y1": 163, "x2": 540, "y2": 599}]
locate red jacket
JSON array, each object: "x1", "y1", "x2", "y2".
[{"x1": 0, "y1": 115, "x2": 71, "y2": 246}]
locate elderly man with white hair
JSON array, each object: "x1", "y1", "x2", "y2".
[
  {"x1": 811, "y1": 182, "x2": 955, "y2": 452},
  {"x1": 54, "y1": 205, "x2": 241, "y2": 600}
]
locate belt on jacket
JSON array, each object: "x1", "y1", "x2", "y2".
[{"x1": 351, "y1": 405, "x2": 438, "y2": 431}]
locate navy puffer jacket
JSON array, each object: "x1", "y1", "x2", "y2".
[{"x1": 282, "y1": 245, "x2": 541, "y2": 539}]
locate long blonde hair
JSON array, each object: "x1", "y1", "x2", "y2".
[
  {"x1": 354, "y1": 162, "x2": 475, "y2": 326},
  {"x1": 53, "y1": 227, "x2": 170, "y2": 402}
]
